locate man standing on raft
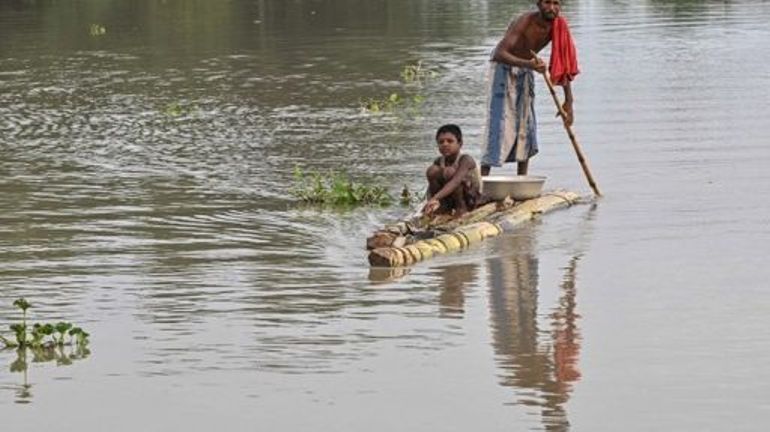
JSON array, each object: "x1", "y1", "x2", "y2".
[{"x1": 481, "y1": 0, "x2": 580, "y2": 176}]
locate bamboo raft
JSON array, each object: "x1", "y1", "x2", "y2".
[{"x1": 367, "y1": 190, "x2": 583, "y2": 267}]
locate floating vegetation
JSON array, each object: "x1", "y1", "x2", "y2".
[
  {"x1": 291, "y1": 167, "x2": 393, "y2": 207},
  {"x1": 400, "y1": 184, "x2": 425, "y2": 206},
  {"x1": 359, "y1": 92, "x2": 425, "y2": 114},
  {"x1": 2, "y1": 298, "x2": 90, "y2": 404},
  {"x1": 162, "y1": 101, "x2": 198, "y2": 117},
  {"x1": 89, "y1": 24, "x2": 107, "y2": 37},
  {"x1": 359, "y1": 61, "x2": 436, "y2": 114},
  {"x1": 400, "y1": 186, "x2": 412, "y2": 206},
  {"x1": 400, "y1": 61, "x2": 438, "y2": 84},
  {"x1": 1, "y1": 298, "x2": 90, "y2": 350}
]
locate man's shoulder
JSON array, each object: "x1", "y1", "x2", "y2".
[
  {"x1": 515, "y1": 11, "x2": 538, "y2": 23},
  {"x1": 508, "y1": 11, "x2": 538, "y2": 31}
]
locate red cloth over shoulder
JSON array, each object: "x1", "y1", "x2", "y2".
[{"x1": 549, "y1": 16, "x2": 580, "y2": 86}]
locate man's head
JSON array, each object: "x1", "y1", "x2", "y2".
[{"x1": 537, "y1": 0, "x2": 561, "y2": 21}]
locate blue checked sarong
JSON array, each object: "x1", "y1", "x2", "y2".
[{"x1": 481, "y1": 61, "x2": 538, "y2": 166}]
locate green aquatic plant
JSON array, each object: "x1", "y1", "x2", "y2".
[
  {"x1": 11, "y1": 298, "x2": 30, "y2": 347},
  {"x1": 13, "y1": 298, "x2": 29, "y2": 327},
  {"x1": 359, "y1": 92, "x2": 425, "y2": 114},
  {"x1": 30, "y1": 323, "x2": 53, "y2": 349},
  {"x1": 8, "y1": 324, "x2": 26, "y2": 348},
  {"x1": 1, "y1": 298, "x2": 90, "y2": 350},
  {"x1": 399, "y1": 184, "x2": 429, "y2": 207},
  {"x1": 3, "y1": 299, "x2": 91, "y2": 404},
  {"x1": 89, "y1": 24, "x2": 107, "y2": 37},
  {"x1": 360, "y1": 92, "x2": 403, "y2": 113},
  {"x1": 291, "y1": 167, "x2": 393, "y2": 207},
  {"x1": 54, "y1": 322, "x2": 73, "y2": 346},
  {"x1": 400, "y1": 61, "x2": 438, "y2": 84},
  {"x1": 162, "y1": 101, "x2": 199, "y2": 117},
  {"x1": 164, "y1": 102, "x2": 185, "y2": 117},
  {"x1": 359, "y1": 61, "x2": 434, "y2": 114},
  {"x1": 69, "y1": 327, "x2": 89, "y2": 347},
  {"x1": 13, "y1": 298, "x2": 31, "y2": 313},
  {"x1": 164, "y1": 102, "x2": 184, "y2": 117},
  {"x1": 400, "y1": 186, "x2": 412, "y2": 206}
]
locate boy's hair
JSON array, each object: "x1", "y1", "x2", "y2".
[{"x1": 435, "y1": 124, "x2": 462, "y2": 143}]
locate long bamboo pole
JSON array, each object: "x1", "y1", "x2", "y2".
[{"x1": 533, "y1": 52, "x2": 602, "y2": 197}]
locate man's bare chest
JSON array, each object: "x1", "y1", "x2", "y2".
[{"x1": 522, "y1": 26, "x2": 551, "y2": 49}]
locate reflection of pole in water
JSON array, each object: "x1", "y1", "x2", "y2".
[{"x1": 487, "y1": 235, "x2": 583, "y2": 431}]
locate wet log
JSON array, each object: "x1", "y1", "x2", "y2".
[
  {"x1": 368, "y1": 191, "x2": 580, "y2": 267},
  {"x1": 365, "y1": 198, "x2": 513, "y2": 250},
  {"x1": 366, "y1": 231, "x2": 397, "y2": 250}
]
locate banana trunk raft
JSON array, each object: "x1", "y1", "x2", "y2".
[{"x1": 367, "y1": 191, "x2": 582, "y2": 267}]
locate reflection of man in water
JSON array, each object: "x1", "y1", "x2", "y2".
[
  {"x1": 437, "y1": 264, "x2": 477, "y2": 318},
  {"x1": 487, "y1": 242, "x2": 582, "y2": 430}
]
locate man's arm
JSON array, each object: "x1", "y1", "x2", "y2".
[{"x1": 492, "y1": 14, "x2": 545, "y2": 73}]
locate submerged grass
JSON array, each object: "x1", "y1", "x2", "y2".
[{"x1": 291, "y1": 167, "x2": 394, "y2": 207}]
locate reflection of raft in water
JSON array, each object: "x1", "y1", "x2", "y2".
[{"x1": 367, "y1": 191, "x2": 583, "y2": 267}]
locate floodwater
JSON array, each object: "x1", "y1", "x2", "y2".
[{"x1": 1, "y1": 0, "x2": 769, "y2": 430}]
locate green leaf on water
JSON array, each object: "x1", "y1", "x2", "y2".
[{"x1": 13, "y1": 298, "x2": 30, "y2": 312}]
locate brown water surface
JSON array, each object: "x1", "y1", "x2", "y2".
[{"x1": 1, "y1": 0, "x2": 769, "y2": 430}]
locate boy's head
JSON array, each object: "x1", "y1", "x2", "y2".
[{"x1": 435, "y1": 124, "x2": 463, "y2": 157}]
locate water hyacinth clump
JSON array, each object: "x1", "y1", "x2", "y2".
[
  {"x1": 89, "y1": 24, "x2": 107, "y2": 36},
  {"x1": 359, "y1": 92, "x2": 424, "y2": 114},
  {"x1": 359, "y1": 60, "x2": 435, "y2": 114},
  {"x1": 0, "y1": 298, "x2": 90, "y2": 350},
  {"x1": 400, "y1": 184, "x2": 425, "y2": 206},
  {"x1": 163, "y1": 101, "x2": 198, "y2": 117},
  {"x1": 400, "y1": 61, "x2": 438, "y2": 84},
  {"x1": 291, "y1": 168, "x2": 394, "y2": 207}
]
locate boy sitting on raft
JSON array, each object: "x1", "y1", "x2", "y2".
[{"x1": 422, "y1": 124, "x2": 482, "y2": 218}]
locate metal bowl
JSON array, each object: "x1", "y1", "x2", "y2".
[{"x1": 482, "y1": 175, "x2": 547, "y2": 201}]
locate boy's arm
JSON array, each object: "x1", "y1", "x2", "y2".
[{"x1": 426, "y1": 157, "x2": 475, "y2": 203}]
